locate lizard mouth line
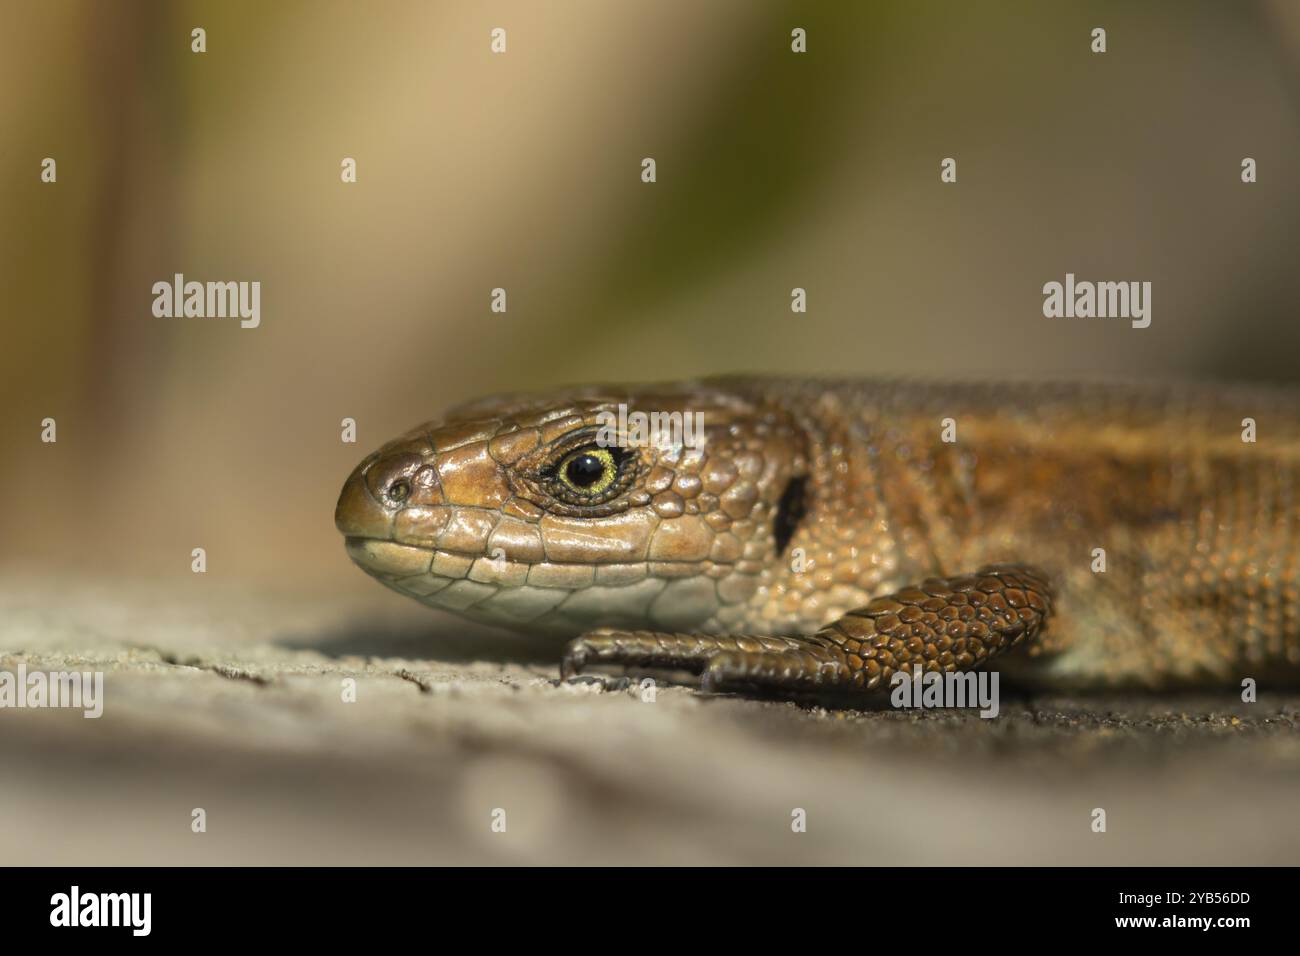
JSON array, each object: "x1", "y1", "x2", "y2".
[
  {"x1": 345, "y1": 535, "x2": 444, "y2": 552},
  {"x1": 345, "y1": 536, "x2": 488, "y2": 560},
  {"x1": 345, "y1": 535, "x2": 739, "y2": 568}
]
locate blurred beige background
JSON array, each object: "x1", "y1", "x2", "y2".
[
  {"x1": 3, "y1": 0, "x2": 1300, "y2": 587},
  {"x1": 2, "y1": 1, "x2": 1299, "y2": 865}
]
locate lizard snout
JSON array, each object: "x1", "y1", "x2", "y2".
[
  {"x1": 335, "y1": 448, "x2": 432, "y2": 541},
  {"x1": 335, "y1": 461, "x2": 384, "y2": 541},
  {"x1": 336, "y1": 446, "x2": 452, "y2": 581}
]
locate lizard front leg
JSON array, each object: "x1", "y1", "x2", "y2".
[
  {"x1": 559, "y1": 631, "x2": 811, "y2": 680},
  {"x1": 560, "y1": 565, "x2": 1054, "y2": 700}
]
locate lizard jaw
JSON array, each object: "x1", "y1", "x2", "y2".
[
  {"x1": 335, "y1": 385, "x2": 810, "y2": 636},
  {"x1": 334, "y1": 443, "x2": 729, "y2": 634}
]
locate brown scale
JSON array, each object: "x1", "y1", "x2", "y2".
[
  {"x1": 336, "y1": 377, "x2": 1300, "y2": 699},
  {"x1": 562, "y1": 566, "x2": 1053, "y2": 697}
]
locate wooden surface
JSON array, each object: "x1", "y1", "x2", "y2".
[{"x1": 2, "y1": 573, "x2": 1298, "y2": 865}]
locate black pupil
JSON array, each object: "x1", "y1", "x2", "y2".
[
  {"x1": 389, "y1": 480, "x2": 409, "y2": 501},
  {"x1": 566, "y1": 454, "x2": 606, "y2": 488}
]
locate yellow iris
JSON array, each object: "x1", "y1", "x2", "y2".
[{"x1": 558, "y1": 447, "x2": 618, "y2": 495}]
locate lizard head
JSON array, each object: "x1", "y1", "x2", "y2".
[{"x1": 335, "y1": 383, "x2": 809, "y2": 635}]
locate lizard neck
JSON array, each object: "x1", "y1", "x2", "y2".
[{"x1": 714, "y1": 383, "x2": 956, "y2": 636}]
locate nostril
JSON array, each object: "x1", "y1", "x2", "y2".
[{"x1": 362, "y1": 451, "x2": 425, "y2": 505}]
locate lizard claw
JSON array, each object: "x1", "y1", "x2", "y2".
[{"x1": 559, "y1": 640, "x2": 588, "y2": 680}]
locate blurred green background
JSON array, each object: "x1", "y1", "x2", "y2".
[{"x1": 3, "y1": 0, "x2": 1299, "y2": 593}]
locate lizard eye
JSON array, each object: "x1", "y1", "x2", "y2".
[
  {"x1": 557, "y1": 447, "x2": 618, "y2": 496},
  {"x1": 530, "y1": 435, "x2": 637, "y2": 511}
]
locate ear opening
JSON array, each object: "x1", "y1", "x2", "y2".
[{"x1": 773, "y1": 476, "x2": 808, "y2": 555}]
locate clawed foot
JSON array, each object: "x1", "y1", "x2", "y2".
[{"x1": 558, "y1": 566, "x2": 1054, "y2": 702}]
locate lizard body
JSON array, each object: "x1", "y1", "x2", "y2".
[{"x1": 335, "y1": 378, "x2": 1300, "y2": 698}]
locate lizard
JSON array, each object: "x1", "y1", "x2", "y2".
[{"x1": 334, "y1": 377, "x2": 1300, "y2": 701}]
